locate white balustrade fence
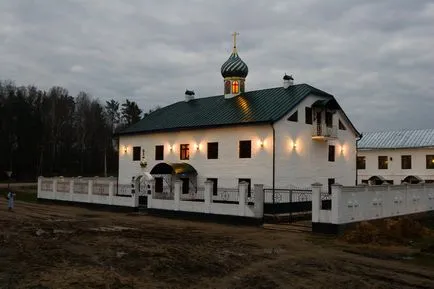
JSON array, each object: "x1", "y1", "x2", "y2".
[
  {"x1": 148, "y1": 181, "x2": 264, "y2": 218},
  {"x1": 312, "y1": 183, "x2": 434, "y2": 226},
  {"x1": 37, "y1": 177, "x2": 137, "y2": 208}
]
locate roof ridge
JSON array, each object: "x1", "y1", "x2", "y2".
[{"x1": 362, "y1": 128, "x2": 434, "y2": 134}]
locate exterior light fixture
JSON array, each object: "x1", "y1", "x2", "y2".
[
  {"x1": 169, "y1": 145, "x2": 173, "y2": 152},
  {"x1": 124, "y1": 146, "x2": 128, "y2": 154},
  {"x1": 196, "y1": 144, "x2": 200, "y2": 151},
  {"x1": 292, "y1": 143, "x2": 297, "y2": 150}
]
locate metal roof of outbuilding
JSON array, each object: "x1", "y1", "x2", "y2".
[{"x1": 358, "y1": 128, "x2": 434, "y2": 149}]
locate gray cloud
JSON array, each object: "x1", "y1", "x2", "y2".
[{"x1": 1, "y1": 0, "x2": 433, "y2": 132}]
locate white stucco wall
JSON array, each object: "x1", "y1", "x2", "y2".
[
  {"x1": 119, "y1": 125, "x2": 273, "y2": 188},
  {"x1": 274, "y1": 95, "x2": 358, "y2": 188},
  {"x1": 119, "y1": 94, "x2": 358, "y2": 189},
  {"x1": 357, "y1": 148, "x2": 434, "y2": 184}
]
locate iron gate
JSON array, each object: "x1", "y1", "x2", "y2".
[{"x1": 263, "y1": 188, "x2": 331, "y2": 222}]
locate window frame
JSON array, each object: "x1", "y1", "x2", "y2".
[
  {"x1": 180, "y1": 144, "x2": 190, "y2": 160},
  {"x1": 328, "y1": 145, "x2": 335, "y2": 162},
  {"x1": 426, "y1": 155, "x2": 434, "y2": 169},
  {"x1": 239, "y1": 140, "x2": 252, "y2": 159},
  {"x1": 207, "y1": 178, "x2": 218, "y2": 196},
  {"x1": 378, "y1": 156, "x2": 388, "y2": 170},
  {"x1": 401, "y1": 155, "x2": 412, "y2": 170},
  {"x1": 155, "y1": 145, "x2": 164, "y2": 161},
  {"x1": 287, "y1": 110, "x2": 298, "y2": 122},
  {"x1": 356, "y1": 156, "x2": 366, "y2": 170},
  {"x1": 338, "y1": 120, "x2": 346, "y2": 130},
  {"x1": 207, "y1": 142, "x2": 219, "y2": 159},
  {"x1": 133, "y1": 146, "x2": 141, "y2": 161},
  {"x1": 305, "y1": 107, "x2": 313, "y2": 124}
]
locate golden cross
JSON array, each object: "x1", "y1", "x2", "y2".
[{"x1": 232, "y1": 32, "x2": 239, "y2": 49}]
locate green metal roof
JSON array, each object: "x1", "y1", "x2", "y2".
[{"x1": 119, "y1": 84, "x2": 358, "y2": 136}]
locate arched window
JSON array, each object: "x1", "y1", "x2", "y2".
[
  {"x1": 224, "y1": 80, "x2": 231, "y2": 94},
  {"x1": 240, "y1": 80, "x2": 245, "y2": 93},
  {"x1": 232, "y1": 81, "x2": 239, "y2": 94}
]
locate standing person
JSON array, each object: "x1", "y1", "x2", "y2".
[{"x1": 7, "y1": 190, "x2": 15, "y2": 211}]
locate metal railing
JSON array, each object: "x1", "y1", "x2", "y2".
[
  {"x1": 213, "y1": 188, "x2": 239, "y2": 204},
  {"x1": 312, "y1": 124, "x2": 337, "y2": 138}
]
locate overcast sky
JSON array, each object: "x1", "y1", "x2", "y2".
[{"x1": 1, "y1": 0, "x2": 433, "y2": 132}]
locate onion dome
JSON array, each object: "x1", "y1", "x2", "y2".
[{"x1": 221, "y1": 51, "x2": 249, "y2": 78}]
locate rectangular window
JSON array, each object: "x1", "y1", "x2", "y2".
[
  {"x1": 155, "y1": 177, "x2": 163, "y2": 193},
  {"x1": 181, "y1": 178, "x2": 189, "y2": 194},
  {"x1": 427, "y1": 155, "x2": 434, "y2": 169},
  {"x1": 133, "y1": 146, "x2": 141, "y2": 161},
  {"x1": 339, "y1": 120, "x2": 346, "y2": 130},
  {"x1": 180, "y1": 144, "x2": 189, "y2": 160},
  {"x1": 207, "y1": 142, "x2": 218, "y2": 159},
  {"x1": 378, "y1": 156, "x2": 388, "y2": 169},
  {"x1": 239, "y1": 178, "x2": 251, "y2": 197},
  {"x1": 239, "y1": 140, "x2": 251, "y2": 158},
  {"x1": 155, "y1": 145, "x2": 164, "y2": 160},
  {"x1": 328, "y1": 145, "x2": 335, "y2": 162},
  {"x1": 328, "y1": 178, "x2": 335, "y2": 194},
  {"x1": 357, "y1": 156, "x2": 366, "y2": 170},
  {"x1": 207, "y1": 178, "x2": 218, "y2": 196},
  {"x1": 288, "y1": 110, "x2": 298, "y2": 122},
  {"x1": 325, "y1": 111, "x2": 333, "y2": 128},
  {"x1": 401, "y1": 155, "x2": 412, "y2": 170},
  {"x1": 305, "y1": 107, "x2": 312, "y2": 124}
]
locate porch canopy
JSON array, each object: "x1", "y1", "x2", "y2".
[
  {"x1": 150, "y1": 162, "x2": 197, "y2": 175},
  {"x1": 311, "y1": 99, "x2": 340, "y2": 110}
]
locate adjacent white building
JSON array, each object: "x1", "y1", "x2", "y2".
[
  {"x1": 117, "y1": 35, "x2": 361, "y2": 197},
  {"x1": 357, "y1": 129, "x2": 434, "y2": 185}
]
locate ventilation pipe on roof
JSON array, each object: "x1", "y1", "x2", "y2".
[
  {"x1": 283, "y1": 74, "x2": 294, "y2": 89},
  {"x1": 185, "y1": 89, "x2": 195, "y2": 102}
]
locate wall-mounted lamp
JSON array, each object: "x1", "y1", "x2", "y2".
[
  {"x1": 341, "y1": 147, "x2": 344, "y2": 155},
  {"x1": 292, "y1": 143, "x2": 297, "y2": 150},
  {"x1": 123, "y1": 146, "x2": 128, "y2": 154},
  {"x1": 169, "y1": 145, "x2": 173, "y2": 152},
  {"x1": 196, "y1": 144, "x2": 200, "y2": 151}
]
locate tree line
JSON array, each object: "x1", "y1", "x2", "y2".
[{"x1": 0, "y1": 80, "x2": 153, "y2": 181}]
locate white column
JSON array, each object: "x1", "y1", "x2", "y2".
[
  {"x1": 238, "y1": 182, "x2": 248, "y2": 216},
  {"x1": 204, "y1": 180, "x2": 213, "y2": 214},
  {"x1": 69, "y1": 179, "x2": 74, "y2": 201},
  {"x1": 37, "y1": 176, "x2": 42, "y2": 198},
  {"x1": 253, "y1": 184, "x2": 264, "y2": 218},
  {"x1": 311, "y1": 182, "x2": 323, "y2": 223},
  {"x1": 331, "y1": 183, "x2": 343, "y2": 224},
  {"x1": 174, "y1": 180, "x2": 182, "y2": 211},
  {"x1": 53, "y1": 178, "x2": 58, "y2": 200},
  {"x1": 88, "y1": 179, "x2": 93, "y2": 203},
  {"x1": 109, "y1": 181, "x2": 114, "y2": 205}
]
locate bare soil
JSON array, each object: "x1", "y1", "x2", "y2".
[{"x1": 1, "y1": 199, "x2": 434, "y2": 289}]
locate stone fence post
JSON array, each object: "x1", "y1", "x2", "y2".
[
  {"x1": 37, "y1": 176, "x2": 42, "y2": 198},
  {"x1": 254, "y1": 184, "x2": 264, "y2": 218},
  {"x1": 53, "y1": 178, "x2": 58, "y2": 200},
  {"x1": 331, "y1": 183, "x2": 343, "y2": 224},
  {"x1": 311, "y1": 182, "x2": 323, "y2": 223},
  {"x1": 88, "y1": 179, "x2": 93, "y2": 203},
  {"x1": 204, "y1": 180, "x2": 213, "y2": 213},
  {"x1": 174, "y1": 180, "x2": 182, "y2": 211},
  {"x1": 238, "y1": 182, "x2": 248, "y2": 216},
  {"x1": 109, "y1": 181, "x2": 114, "y2": 205},
  {"x1": 69, "y1": 178, "x2": 74, "y2": 201}
]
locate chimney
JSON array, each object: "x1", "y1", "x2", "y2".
[
  {"x1": 185, "y1": 89, "x2": 195, "y2": 102},
  {"x1": 283, "y1": 74, "x2": 294, "y2": 89}
]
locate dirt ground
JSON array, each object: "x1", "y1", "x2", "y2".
[{"x1": 1, "y1": 199, "x2": 434, "y2": 289}]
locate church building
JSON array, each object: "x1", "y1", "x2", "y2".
[{"x1": 117, "y1": 33, "x2": 361, "y2": 196}]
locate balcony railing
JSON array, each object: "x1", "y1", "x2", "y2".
[{"x1": 312, "y1": 124, "x2": 337, "y2": 139}]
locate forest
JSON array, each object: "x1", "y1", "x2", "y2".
[{"x1": 0, "y1": 80, "x2": 154, "y2": 181}]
